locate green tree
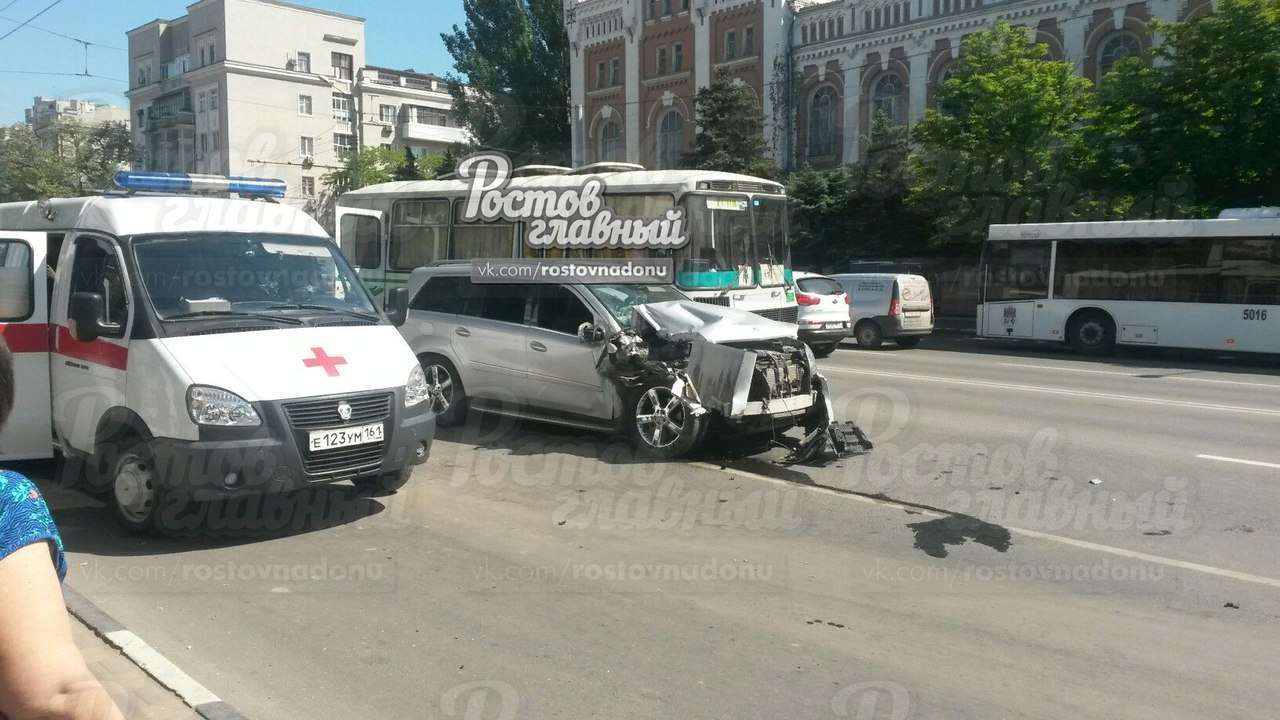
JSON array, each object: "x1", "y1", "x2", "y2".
[
  {"x1": 322, "y1": 145, "x2": 408, "y2": 194},
  {"x1": 788, "y1": 113, "x2": 930, "y2": 267},
  {"x1": 1092, "y1": 0, "x2": 1280, "y2": 216},
  {"x1": 395, "y1": 146, "x2": 420, "y2": 181},
  {"x1": 910, "y1": 22, "x2": 1098, "y2": 246},
  {"x1": 685, "y1": 74, "x2": 775, "y2": 177},
  {"x1": 0, "y1": 120, "x2": 135, "y2": 201},
  {"x1": 441, "y1": 0, "x2": 570, "y2": 165}
]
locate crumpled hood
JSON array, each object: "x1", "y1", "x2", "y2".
[
  {"x1": 160, "y1": 325, "x2": 417, "y2": 402},
  {"x1": 633, "y1": 301, "x2": 798, "y2": 344}
]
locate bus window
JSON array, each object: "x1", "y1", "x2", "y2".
[
  {"x1": 390, "y1": 200, "x2": 449, "y2": 271},
  {"x1": 682, "y1": 196, "x2": 753, "y2": 290},
  {"x1": 451, "y1": 201, "x2": 515, "y2": 260},
  {"x1": 339, "y1": 214, "x2": 381, "y2": 269},
  {"x1": 1221, "y1": 237, "x2": 1279, "y2": 305},
  {"x1": 983, "y1": 240, "x2": 1050, "y2": 301},
  {"x1": 1055, "y1": 237, "x2": 1222, "y2": 303}
]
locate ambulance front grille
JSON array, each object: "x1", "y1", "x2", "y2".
[
  {"x1": 302, "y1": 442, "x2": 385, "y2": 477},
  {"x1": 283, "y1": 393, "x2": 393, "y2": 430}
]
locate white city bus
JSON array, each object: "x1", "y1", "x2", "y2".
[
  {"x1": 334, "y1": 163, "x2": 798, "y2": 321},
  {"x1": 977, "y1": 210, "x2": 1280, "y2": 354}
]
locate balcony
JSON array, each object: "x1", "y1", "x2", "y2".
[
  {"x1": 145, "y1": 110, "x2": 195, "y2": 132},
  {"x1": 398, "y1": 118, "x2": 468, "y2": 145}
]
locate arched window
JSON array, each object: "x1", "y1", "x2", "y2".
[
  {"x1": 808, "y1": 86, "x2": 838, "y2": 158},
  {"x1": 598, "y1": 120, "x2": 622, "y2": 162},
  {"x1": 1097, "y1": 31, "x2": 1142, "y2": 77},
  {"x1": 657, "y1": 110, "x2": 684, "y2": 170},
  {"x1": 871, "y1": 74, "x2": 907, "y2": 124}
]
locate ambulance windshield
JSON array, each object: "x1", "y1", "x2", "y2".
[{"x1": 132, "y1": 233, "x2": 378, "y2": 322}]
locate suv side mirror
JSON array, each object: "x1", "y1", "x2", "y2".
[
  {"x1": 68, "y1": 292, "x2": 115, "y2": 343},
  {"x1": 385, "y1": 287, "x2": 409, "y2": 327},
  {"x1": 577, "y1": 322, "x2": 606, "y2": 344}
]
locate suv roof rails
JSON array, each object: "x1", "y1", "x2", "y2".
[{"x1": 567, "y1": 162, "x2": 646, "y2": 175}]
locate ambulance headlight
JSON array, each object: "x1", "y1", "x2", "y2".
[
  {"x1": 187, "y1": 386, "x2": 262, "y2": 427},
  {"x1": 405, "y1": 365, "x2": 430, "y2": 409}
]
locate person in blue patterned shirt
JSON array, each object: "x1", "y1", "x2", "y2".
[{"x1": 0, "y1": 337, "x2": 122, "y2": 720}]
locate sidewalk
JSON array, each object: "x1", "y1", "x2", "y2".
[{"x1": 71, "y1": 614, "x2": 203, "y2": 720}]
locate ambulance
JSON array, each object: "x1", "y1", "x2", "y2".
[{"x1": 0, "y1": 172, "x2": 435, "y2": 533}]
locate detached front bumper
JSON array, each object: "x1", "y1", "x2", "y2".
[{"x1": 150, "y1": 390, "x2": 435, "y2": 500}]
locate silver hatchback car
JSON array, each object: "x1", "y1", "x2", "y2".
[{"x1": 396, "y1": 265, "x2": 843, "y2": 458}]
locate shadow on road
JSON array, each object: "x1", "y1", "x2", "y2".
[
  {"x1": 907, "y1": 515, "x2": 1013, "y2": 559},
  {"x1": 16, "y1": 460, "x2": 388, "y2": 556}
]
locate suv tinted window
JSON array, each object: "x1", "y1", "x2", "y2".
[
  {"x1": 467, "y1": 283, "x2": 532, "y2": 324},
  {"x1": 411, "y1": 275, "x2": 469, "y2": 313},
  {"x1": 534, "y1": 285, "x2": 593, "y2": 335}
]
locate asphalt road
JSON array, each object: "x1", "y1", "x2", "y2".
[{"x1": 33, "y1": 334, "x2": 1280, "y2": 720}]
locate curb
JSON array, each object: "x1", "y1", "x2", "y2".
[{"x1": 63, "y1": 586, "x2": 251, "y2": 720}]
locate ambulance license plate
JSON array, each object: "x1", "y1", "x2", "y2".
[{"x1": 309, "y1": 422, "x2": 384, "y2": 452}]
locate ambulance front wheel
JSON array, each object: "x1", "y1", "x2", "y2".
[{"x1": 106, "y1": 440, "x2": 166, "y2": 535}]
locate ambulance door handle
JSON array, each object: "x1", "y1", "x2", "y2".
[
  {"x1": 455, "y1": 327, "x2": 471, "y2": 338},
  {"x1": 529, "y1": 341, "x2": 547, "y2": 353}
]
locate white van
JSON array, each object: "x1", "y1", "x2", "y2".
[
  {"x1": 0, "y1": 173, "x2": 435, "y2": 533},
  {"x1": 830, "y1": 273, "x2": 934, "y2": 348}
]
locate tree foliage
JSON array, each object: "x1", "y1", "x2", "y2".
[
  {"x1": 788, "y1": 114, "x2": 930, "y2": 268},
  {"x1": 323, "y1": 146, "x2": 443, "y2": 194},
  {"x1": 441, "y1": 0, "x2": 570, "y2": 165},
  {"x1": 0, "y1": 120, "x2": 134, "y2": 201},
  {"x1": 1091, "y1": 0, "x2": 1280, "y2": 216},
  {"x1": 910, "y1": 22, "x2": 1098, "y2": 246},
  {"x1": 686, "y1": 75, "x2": 776, "y2": 178}
]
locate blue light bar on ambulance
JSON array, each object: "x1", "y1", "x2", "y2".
[{"x1": 113, "y1": 171, "x2": 288, "y2": 199}]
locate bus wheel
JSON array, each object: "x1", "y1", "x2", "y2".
[
  {"x1": 420, "y1": 355, "x2": 467, "y2": 427},
  {"x1": 855, "y1": 321, "x2": 884, "y2": 349},
  {"x1": 1068, "y1": 311, "x2": 1116, "y2": 356}
]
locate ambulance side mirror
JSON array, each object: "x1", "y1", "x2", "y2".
[
  {"x1": 384, "y1": 287, "x2": 409, "y2": 327},
  {"x1": 577, "y1": 322, "x2": 606, "y2": 344},
  {"x1": 69, "y1": 292, "x2": 115, "y2": 343}
]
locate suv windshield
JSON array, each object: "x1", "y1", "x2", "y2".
[
  {"x1": 132, "y1": 233, "x2": 377, "y2": 322},
  {"x1": 587, "y1": 284, "x2": 688, "y2": 328}
]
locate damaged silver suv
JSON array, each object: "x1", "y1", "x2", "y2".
[{"x1": 397, "y1": 265, "x2": 858, "y2": 459}]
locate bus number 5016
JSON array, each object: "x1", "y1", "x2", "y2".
[{"x1": 1243, "y1": 309, "x2": 1270, "y2": 321}]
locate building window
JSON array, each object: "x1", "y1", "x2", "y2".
[
  {"x1": 657, "y1": 110, "x2": 683, "y2": 170},
  {"x1": 1097, "y1": 31, "x2": 1143, "y2": 77},
  {"x1": 744, "y1": 27, "x2": 755, "y2": 55},
  {"x1": 332, "y1": 93, "x2": 352, "y2": 122},
  {"x1": 200, "y1": 133, "x2": 209, "y2": 155},
  {"x1": 380, "y1": 104, "x2": 396, "y2": 123},
  {"x1": 596, "y1": 61, "x2": 606, "y2": 88},
  {"x1": 663, "y1": 0, "x2": 672, "y2": 14},
  {"x1": 610, "y1": 58, "x2": 621, "y2": 85},
  {"x1": 599, "y1": 120, "x2": 622, "y2": 162},
  {"x1": 209, "y1": 88, "x2": 219, "y2": 110},
  {"x1": 197, "y1": 91, "x2": 207, "y2": 114},
  {"x1": 334, "y1": 133, "x2": 354, "y2": 159},
  {"x1": 657, "y1": 46, "x2": 668, "y2": 75},
  {"x1": 801, "y1": 25, "x2": 808, "y2": 44},
  {"x1": 211, "y1": 133, "x2": 220, "y2": 151},
  {"x1": 725, "y1": 30, "x2": 738, "y2": 60},
  {"x1": 872, "y1": 74, "x2": 907, "y2": 124},
  {"x1": 300, "y1": 136, "x2": 314, "y2": 158},
  {"x1": 808, "y1": 86, "x2": 838, "y2": 157},
  {"x1": 332, "y1": 52, "x2": 354, "y2": 81},
  {"x1": 302, "y1": 177, "x2": 316, "y2": 198},
  {"x1": 838, "y1": 16, "x2": 845, "y2": 35},
  {"x1": 298, "y1": 94, "x2": 313, "y2": 115},
  {"x1": 673, "y1": 43, "x2": 684, "y2": 72},
  {"x1": 296, "y1": 51, "x2": 312, "y2": 73}
]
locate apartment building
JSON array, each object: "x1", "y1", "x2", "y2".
[
  {"x1": 25, "y1": 97, "x2": 130, "y2": 135},
  {"x1": 127, "y1": 0, "x2": 465, "y2": 209},
  {"x1": 358, "y1": 66, "x2": 468, "y2": 158},
  {"x1": 565, "y1": 0, "x2": 1213, "y2": 171}
]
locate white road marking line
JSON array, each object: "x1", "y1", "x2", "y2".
[
  {"x1": 103, "y1": 629, "x2": 222, "y2": 707},
  {"x1": 1196, "y1": 454, "x2": 1280, "y2": 470},
  {"x1": 822, "y1": 366, "x2": 1280, "y2": 417},
  {"x1": 694, "y1": 462, "x2": 1280, "y2": 591},
  {"x1": 999, "y1": 362, "x2": 1280, "y2": 389}
]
